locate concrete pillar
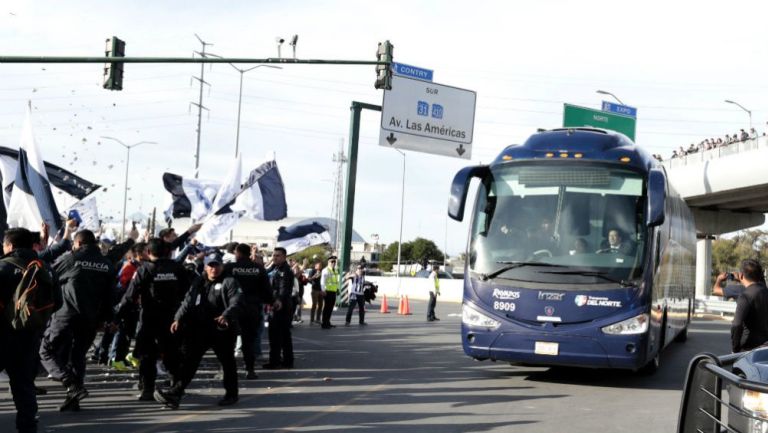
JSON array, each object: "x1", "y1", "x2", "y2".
[{"x1": 695, "y1": 238, "x2": 712, "y2": 297}]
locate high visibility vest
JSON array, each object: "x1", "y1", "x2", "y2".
[
  {"x1": 325, "y1": 268, "x2": 339, "y2": 292},
  {"x1": 434, "y1": 274, "x2": 440, "y2": 290}
]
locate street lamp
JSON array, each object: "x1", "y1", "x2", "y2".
[
  {"x1": 230, "y1": 64, "x2": 281, "y2": 158},
  {"x1": 101, "y1": 136, "x2": 157, "y2": 242},
  {"x1": 393, "y1": 148, "x2": 406, "y2": 296},
  {"x1": 596, "y1": 89, "x2": 626, "y2": 105},
  {"x1": 725, "y1": 99, "x2": 753, "y2": 131}
]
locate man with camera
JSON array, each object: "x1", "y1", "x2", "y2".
[
  {"x1": 730, "y1": 259, "x2": 768, "y2": 353},
  {"x1": 712, "y1": 271, "x2": 745, "y2": 300}
]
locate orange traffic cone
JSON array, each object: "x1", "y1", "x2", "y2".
[
  {"x1": 380, "y1": 294, "x2": 390, "y2": 313},
  {"x1": 397, "y1": 296, "x2": 403, "y2": 314},
  {"x1": 403, "y1": 295, "x2": 412, "y2": 315}
]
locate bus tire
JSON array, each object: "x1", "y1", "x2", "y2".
[{"x1": 641, "y1": 313, "x2": 667, "y2": 375}]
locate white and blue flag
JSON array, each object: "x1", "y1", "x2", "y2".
[
  {"x1": 276, "y1": 221, "x2": 331, "y2": 255},
  {"x1": 6, "y1": 107, "x2": 63, "y2": 234},
  {"x1": 232, "y1": 160, "x2": 288, "y2": 220}
]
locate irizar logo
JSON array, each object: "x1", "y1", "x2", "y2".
[
  {"x1": 492, "y1": 288, "x2": 520, "y2": 300},
  {"x1": 538, "y1": 291, "x2": 565, "y2": 301},
  {"x1": 75, "y1": 260, "x2": 109, "y2": 272}
]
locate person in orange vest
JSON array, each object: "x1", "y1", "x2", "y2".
[{"x1": 427, "y1": 264, "x2": 441, "y2": 322}]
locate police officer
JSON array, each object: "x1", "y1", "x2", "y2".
[
  {"x1": 39, "y1": 230, "x2": 116, "y2": 411},
  {"x1": 154, "y1": 253, "x2": 242, "y2": 409},
  {"x1": 223, "y1": 243, "x2": 273, "y2": 379},
  {"x1": 320, "y1": 256, "x2": 339, "y2": 329},
  {"x1": 0, "y1": 228, "x2": 43, "y2": 432},
  {"x1": 115, "y1": 238, "x2": 191, "y2": 400},
  {"x1": 263, "y1": 247, "x2": 295, "y2": 369}
]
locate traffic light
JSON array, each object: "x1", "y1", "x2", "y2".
[
  {"x1": 374, "y1": 40, "x2": 394, "y2": 90},
  {"x1": 103, "y1": 36, "x2": 125, "y2": 91}
]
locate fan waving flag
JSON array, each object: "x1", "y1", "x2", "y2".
[
  {"x1": 276, "y1": 222, "x2": 331, "y2": 255},
  {"x1": 6, "y1": 107, "x2": 63, "y2": 234}
]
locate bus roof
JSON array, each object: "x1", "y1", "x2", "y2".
[{"x1": 492, "y1": 128, "x2": 658, "y2": 172}]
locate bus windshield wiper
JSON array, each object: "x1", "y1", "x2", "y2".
[
  {"x1": 541, "y1": 270, "x2": 634, "y2": 287},
  {"x1": 480, "y1": 261, "x2": 566, "y2": 281}
]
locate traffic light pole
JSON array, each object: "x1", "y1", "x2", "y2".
[
  {"x1": 0, "y1": 56, "x2": 385, "y2": 66},
  {"x1": 339, "y1": 101, "x2": 381, "y2": 282}
]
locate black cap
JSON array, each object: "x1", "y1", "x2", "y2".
[{"x1": 204, "y1": 253, "x2": 222, "y2": 267}]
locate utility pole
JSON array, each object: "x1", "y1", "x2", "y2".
[
  {"x1": 191, "y1": 34, "x2": 212, "y2": 179},
  {"x1": 331, "y1": 139, "x2": 346, "y2": 253}
]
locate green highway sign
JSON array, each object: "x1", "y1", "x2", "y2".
[{"x1": 563, "y1": 103, "x2": 636, "y2": 141}]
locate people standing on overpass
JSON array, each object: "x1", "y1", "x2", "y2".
[
  {"x1": 730, "y1": 259, "x2": 768, "y2": 353},
  {"x1": 427, "y1": 264, "x2": 441, "y2": 322},
  {"x1": 320, "y1": 256, "x2": 340, "y2": 329},
  {"x1": 344, "y1": 265, "x2": 367, "y2": 326}
]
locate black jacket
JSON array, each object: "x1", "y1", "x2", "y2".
[
  {"x1": 117, "y1": 258, "x2": 192, "y2": 322},
  {"x1": 37, "y1": 239, "x2": 71, "y2": 264},
  {"x1": 731, "y1": 282, "x2": 768, "y2": 352},
  {"x1": 52, "y1": 244, "x2": 116, "y2": 325},
  {"x1": 0, "y1": 248, "x2": 41, "y2": 333},
  {"x1": 267, "y1": 262, "x2": 294, "y2": 307},
  {"x1": 223, "y1": 259, "x2": 273, "y2": 309},
  {"x1": 174, "y1": 274, "x2": 242, "y2": 328}
]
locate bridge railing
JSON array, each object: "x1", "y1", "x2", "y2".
[{"x1": 663, "y1": 136, "x2": 768, "y2": 169}]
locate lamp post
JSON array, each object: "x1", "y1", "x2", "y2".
[
  {"x1": 394, "y1": 148, "x2": 406, "y2": 296},
  {"x1": 725, "y1": 99, "x2": 753, "y2": 131},
  {"x1": 101, "y1": 136, "x2": 157, "y2": 241},
  {"x1": 596, "y1": 89, "x2": 626, "y2": 105},
  {"x1": 230, "y1": 64, "x2": 282, "y2": 157}
]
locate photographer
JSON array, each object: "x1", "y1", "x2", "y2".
[
  {"x1": 731, "y1": 259, "x2": 768, "y2": 353},
  {"x1": 712, "y1": 271, "x2": 745, "y2": 300}
]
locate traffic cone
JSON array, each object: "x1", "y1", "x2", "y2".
[
  {"x1": 380, "y1": 294, "x2": 390, "y2": 313},
  {"x1": 403, "y1": 295, "x2": 412, "y2": 315},
  {"x1": 397, "y1": 295, "x2": 404, "y2": 315}
]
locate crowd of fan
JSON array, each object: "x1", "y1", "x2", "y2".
[{"x1": 652, "y1": 128, "x2": 761, "y2": 162}]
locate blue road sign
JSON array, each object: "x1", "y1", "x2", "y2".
[
  {"x1": 392, "y1": 62, "x2": 433, "y2": 82},
  {"x1": 601, "y1": 101, "x2": 637, "y2": 118}
]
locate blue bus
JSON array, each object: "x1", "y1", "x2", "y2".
[{"x1": 449, "y1": 128, "x2": 696, "y2": 371}]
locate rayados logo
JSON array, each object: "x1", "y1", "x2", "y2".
[{"x1": 492, "y1": 288, "x2": 520, "y2": 300}]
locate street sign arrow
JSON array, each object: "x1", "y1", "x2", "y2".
[
  {"x1": 386, "y1": 132, "x2": 397, "y2": 145},
  {"x1": 456, "y1": 144, "x2": 465, "y2": 156}
]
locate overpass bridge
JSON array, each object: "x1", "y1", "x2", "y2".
[{"x1": 662, "y1": 136, "x2": 768, "y2": 296}]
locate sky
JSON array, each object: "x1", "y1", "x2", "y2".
[{"x1": 1, "y1": 0, "x2": 767, "y2": 256}]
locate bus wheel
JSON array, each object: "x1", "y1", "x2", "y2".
[
  {"x1": 640, "y1": 352, "x2": 660, "y2": 375},
  {"x1": 674, "y1": 326, "x2": 688, "y2": 343}
]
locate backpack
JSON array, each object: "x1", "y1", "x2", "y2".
[{"x1": 2, "y1": 258, "x2": 55, "y2": 331}]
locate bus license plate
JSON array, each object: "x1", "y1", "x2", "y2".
[{"x1": 535, "y1": 341, "x2": 559, "y2": 356}]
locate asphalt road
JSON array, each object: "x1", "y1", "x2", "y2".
[{"x1": 0, "y1": 299, "x2": 732, "y2": 433}]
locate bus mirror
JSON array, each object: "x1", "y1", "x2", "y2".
[
  {"x1": 448, "y1": 165, "x2": 489, "y2": 221},
  {"x1": 646, "y1": 169, "x2": 666, "y2": 227}
]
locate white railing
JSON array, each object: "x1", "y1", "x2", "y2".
[{"x1": 662, "y1": 136, "x2": 768, "y2": 169}]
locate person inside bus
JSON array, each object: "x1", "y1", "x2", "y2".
[
  {"x1": 569, "y1": 238, "x2": 588, "y2": 255},
  {"x1": 526, "y1": 218, "x2": 558, "y2": 255},
  {"x1": 596, "y1": 229, "x2": 635, "y2": 255}
]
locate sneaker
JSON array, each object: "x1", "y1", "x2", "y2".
[
  {"x1": 153, "y1": 389, "x2": 180, "y2": 410},
  {"x1": 281, "y1": 362, "x2": 294, "y2": 369},
  {"x1": 218, "y1": 395, "x2": 239, "y2": 406},
  {"x1": 433, "y1": 317, "x2": 440, "y2": 321},
  {"x1": 344, "y1": 322, "x2": 351, "y2": 327},
  {"x1": 110, "y1": 360, "x2": 130, "y2": 372},
  {"x1": 359, "y1": 322, "x2": 368, "y2": 326},
  {"x1": 245, "y1": 371, "x2": 258, "y2": 380},
  {"x1": 156, "y1": 361, "x2": 168, "y2": 377},
  {"x1": 136, "y1": 391, "x2": 155, "y2": 401},
  {"x1": 60, "y1": 385, "x2": 88, "y2": 411},
  {"x1": 125, "y1": 353, "x2": 141, "y2": 368}
]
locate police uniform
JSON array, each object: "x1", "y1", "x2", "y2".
[
  {"x1": 265, "y1": 261, "x2": 294, "y2": 368},
  {"x1": 116, "y1": 257, "x2": 191, "y2": 397},
  {"x1": 163, "y1": 271, "x2": 242, "y2": 404},
  {"x1": 0, "y1": 248, "x2": 43, "y2": 432},
  {"x1": 223, "y1": 259, "x2": 273, "y2": 376},
  {"x1": 39, "y1": 244, "x2": 116, "y2": 410}
]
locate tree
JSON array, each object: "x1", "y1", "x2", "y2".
[
  {"x1": 288, "y1": 245, "x2": 331, "y2": 267},
  {"x1": 711, "y1": 229, "x2": 768, "y2": 284},
  {"x1": 379, "y1": 238, "x2": 444, "y2": 271}
]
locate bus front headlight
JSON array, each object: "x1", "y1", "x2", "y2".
[
  {"x1": 601, "y1": 313, "x2": 649, "y2": 335},
  {"x1": 743, "y1": 390, "x2": 768, "y2": 418},
  {"x1": 462, "y1": 303, "x2": 501, "y2": 330}
]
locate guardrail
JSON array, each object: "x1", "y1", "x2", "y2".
[
  {"x1": 662, "y1": 136, "x2": 767, "y2": 169},
  {"x1": 696, "y1": 295, "x2": 737, "y2": 317}
]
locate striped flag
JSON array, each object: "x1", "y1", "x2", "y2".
[{"x1": 276, "y1": 222, "x2": 331, "y2": 255}]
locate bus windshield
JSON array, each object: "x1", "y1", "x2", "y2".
[{"x1": 469, "y1": 163, "x2": 647, "y2": 286}]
